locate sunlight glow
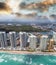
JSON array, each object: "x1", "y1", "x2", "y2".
[
  {"x1": 6, "y1": 0, "x2": 22, "y2": 13},
  {"x1": 0, "y1": 10, "x2": 10, "y2": 14}
]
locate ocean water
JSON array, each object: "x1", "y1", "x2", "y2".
[{"x1": 0, "y1": 53, "x2": 56, "y2": 65}]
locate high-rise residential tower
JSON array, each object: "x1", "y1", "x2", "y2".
[
  {"x1": 19, "y1": 32, "x2": 28, "y2": 50},
  {"x1": 53, "y1": 31, "x2": 56, "y2": 44},
  {"x1": 9, "y1": 32, "x2": 16, "y2": 49},
  {"x1": 29, "y1": 35, "x2": 37, "y2": 50},
  {"x1": 40, "y1": 35, "x2": 48, "y2": 51},
  {"x1": 0, "y1": 32, "x2": 7, "y2": 49}
]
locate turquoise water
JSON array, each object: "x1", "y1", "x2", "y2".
[{"x1": 0, "y1": 53, "x2": 56, "y2": 65}]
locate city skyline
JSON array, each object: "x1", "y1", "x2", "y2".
[{"x1": 0, "y1": 1, "x2": 56, "y2": 65}]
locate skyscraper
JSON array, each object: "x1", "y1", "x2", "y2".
[
  {"x1": 40, "y1": 35, "x2": 48, "y2": 51},
  {"x1": 19, "y1": 32, "x2": 28, "y2": 50},
  {"x1": 53, "y1": 31, "x2": 56, "y2": 44},
  {"x1": 9, "y1": 32, "x2": 16, "y2": 49},
  {"x1": 48, "y1": 39, "x2": 54, "y2": 51},
  {"x1": 29, "y1": 35, "x2": 37, "y2": 50},
  {"x1": 0, "y1": 32, "x2": 7, "y2": 49}
]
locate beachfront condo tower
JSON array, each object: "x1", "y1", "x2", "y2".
[
  {"x1": 29, "y1": 35, "x2": 37, "y2": 50},
  {"x1": 19, "y1": 32, "x2": 28, "y2": 50},
  {"x1": 53, "y1": 31, "x2": 56, "y2": 44},
  {"x1": 9, "y1": 32, "x2": 16, "y2": 49},
  {"x1": 40, "y1": 35, "x2": 48, "y2": 51},
  {"x1": 0, "y1": 32, "x2": 7, "y2": 49}
]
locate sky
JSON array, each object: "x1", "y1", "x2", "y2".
[
  {"x1": 0, "y1": 0, "x2": 5, "y2": 2},
  {"x1": 0, "y1": 0, "x2": 56, "y2": 22}
]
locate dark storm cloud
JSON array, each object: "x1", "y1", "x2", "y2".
[
  {"x1": 0, "y1": 2, "x2": 11, "y2": 11},
  {"x1": 0, "y1": 2, "x2": 6, "y2": 10}
]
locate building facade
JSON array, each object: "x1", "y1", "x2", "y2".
[
  {"x1": 40, "y1": 35, "x2": 48, "y2": 51},
  {"x1": 9, "y1": 32, "x2": 17, "y2": 49},
  {"x1": 53, "y1": 31, "x2": 56, "y2": 44},
  {"x1": 0, "y1": 32, "x2": 7, "y2": 48},
  {"x1": 29, "y1": 35, "x2": 37, "y2": 50},
  {"x1": 19, "y1": 32, "x2": 28, "y2": 50}
]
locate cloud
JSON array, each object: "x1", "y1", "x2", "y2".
[
  {"x1": 0, "y1": 2, "x2": 7, "y2": 10},
  {"x1": 19, "y1": 0, "x2": 56, "y2": 12},
  {"x1": 0, "y1": 0, "x2": 5, "y2": 2},
  {"x1": 6, "y1": 0, "x2": 22, "y2": 13},
  {"x1": 0, "y1": 2, "x2": 11, "y2": 14},
  {"x1": 0, "y1": 0, "x2": 56, "y2": 17}
]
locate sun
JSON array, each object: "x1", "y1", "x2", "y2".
[{"x1": 6, "y1": 0, "x2": 22, "y2": 13}]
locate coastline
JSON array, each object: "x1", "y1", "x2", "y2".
[{"x1": 0, "y1": 50, "x2": 56, "y2": 55}]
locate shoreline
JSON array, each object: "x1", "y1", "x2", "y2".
[{"x1": 0, "y1": 50, "x2": 56, "y2": 55}]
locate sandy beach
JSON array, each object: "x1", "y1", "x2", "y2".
[{"x1": 0, "y1": 50, "x2": 56, "y2": 55}]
